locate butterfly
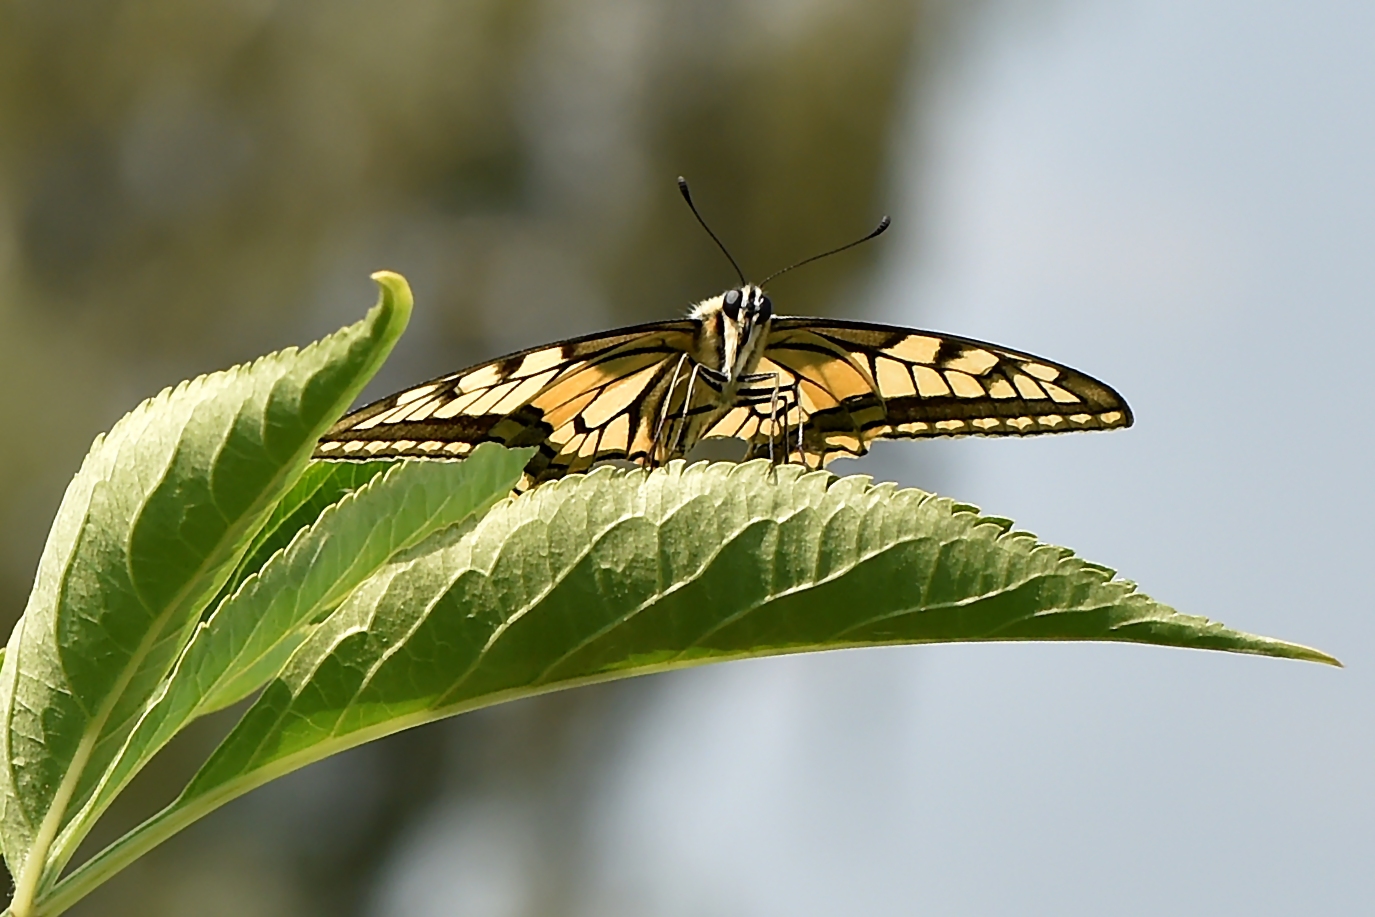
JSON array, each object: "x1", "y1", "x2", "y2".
[{"x1": 315, "y1": 180, "x2": 1132, "y2": 490}]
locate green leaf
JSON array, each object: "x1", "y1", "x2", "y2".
[
  {"x1": 43, "y1": 460, "x2": 1336, "y2": 916},
  {"x1": 200, "y1": 450, "x2": 528, "y2": 715},
  {"x1": 0, "y1": 271, "x2": 412, "y2": 915},
  {"x1": 62, "y1": 446, "x2": 526, "y2": 860},
  {"x1": 212, "y1": 459, "x2": 398, "y2": 611}
]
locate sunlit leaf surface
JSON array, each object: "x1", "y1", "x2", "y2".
[{"x1": 152, "y1": 460, "x2": 1333, "y2": 861}]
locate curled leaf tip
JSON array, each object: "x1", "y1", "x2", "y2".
[
  {"x1": 356, "y1": 271, "x2": 413, "y2": 362},
  {"x1": 370, "y1": 268, "x2": 407, "y2": 285},
  {"x1": 369, "y1": 270, "x2": 414, "y2": 323}
]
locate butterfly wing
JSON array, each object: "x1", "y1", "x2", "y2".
[
  {"x1": 315, "y1": 320, "x2": 699, "y2": 488},
  {"x1": 319, "y1": 315, "x2": 1131, "y2": 486},
  {"x1": 701, "y1": 318, "x2": 1132, "y2": 467}
]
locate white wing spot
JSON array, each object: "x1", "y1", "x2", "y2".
[
  {"x1": 875, "y1": 357, "x2": 917, "y2": 397},
  {"x1": 432, "y1": 388, "x2": 489, "y2": 419},
  {"x1": 987, "y1": 378, "x2": 1017, "y2": 399},
  {"x1": 945, "y1": 370, "x2": 985, "y2": 398},
  {"x1": 459, "y1": 364, "x2": 503, "y2": 393},
  {"x1": 1041, "y1": 382, "x2": 1081, "y2": 404},
  {"x1": 395, "y1": 384, "x2": 440, "y2": 406},
  {"x1": 944, "y1": 349, "x2": 999, "y2": 375},
  {"x1": 516, "y1": 347, "x2": 566, "y2": 378},
  {"x1": 913, "y1": 365, "x2": 951, "y2": 397},
  {"x1": 1021, "y1": 363, "x2": 1061, "y2": 382},
  {"x1": 889, "y1": 334, "x2": 942, "y2": 364},
  {"x1": 467, "y1": 379, "x2": 522, "y2": 415},
  {"x1": 1012, "y1": 374, "x2": 1047, "y2": 400}
]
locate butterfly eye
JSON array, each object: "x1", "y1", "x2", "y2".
[
  {"x1": 722, "y1": 289, "x2": 742, "y2": 320},
  {"x1": 758, "y1": 295, "x2": 773, "y2": 322}
]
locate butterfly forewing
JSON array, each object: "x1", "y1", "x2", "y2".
[
  {"x1": 316, "y1": 320, "x2": 697, "y2": 485},
  {"x1": 744, "y1": 318, "x2": 1132, "y2": 467}
]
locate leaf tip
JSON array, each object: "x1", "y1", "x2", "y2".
[
  {"x1": 369, "y1": 270, "x2": 414, "y2": 337},
  {"x1": 1291, "y1": 644, "x2": 1343, "y2": 667},
  {"x1": 1235, "y1": 634, "x2": 1342, "y2": 667}
]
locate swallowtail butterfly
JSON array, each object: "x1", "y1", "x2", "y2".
[{"x1": 316, "y1": 180, "x2": 1132, "y2": 490}]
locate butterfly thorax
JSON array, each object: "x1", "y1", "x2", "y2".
[{"x1": 675, "y1": 284, "x2": 776, "y2": 452}]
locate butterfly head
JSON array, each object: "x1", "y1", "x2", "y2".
[
  {"x1": 691, "y1": 284, "x2": 773, "y2": 380},
  {"x1": 721, "y1": 284, "x2": 772, "y2": 325}
]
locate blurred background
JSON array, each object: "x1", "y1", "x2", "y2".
[{"x1": 0, "y1": 0, "x2": 1369, "y2": 914}]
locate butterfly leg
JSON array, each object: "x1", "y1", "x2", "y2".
[
  {"x1": 766, "y1": 375, "x2": 780, "y2": 466},
  {"x1": 668, "y1": 363, "x2": 704, "y2": 458},
  {"x1": 651, "y1": 353, "x2": 690, "y2": 465},
  {"x1": 736, "y1": 370, "x2": 783, "y2": 466},
  {"x1": 752, "y1": 372, "x2": 783, "y2": 482},
  {"x1": 785, "y1": 381, "x2": 806, "y2": 466},
  {"x1": 748, "y1": 375, "x2": 803, "y2": 468},
  {"x1": 737, "y1": 372, "x2": 805, "y2": 481}
]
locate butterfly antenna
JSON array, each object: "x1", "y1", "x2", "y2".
[
  {"x1": 760, "y1": 216, "x2": 891, "y2": 286},
  {"x1": 678, "y1": 176, "x2": 747, "y2": 286}
]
